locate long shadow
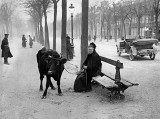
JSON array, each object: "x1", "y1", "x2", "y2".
[{"x1": 92, "y1": 84, "x2": 126, "y2": 103}]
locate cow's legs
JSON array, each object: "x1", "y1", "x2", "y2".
[
  {"x1": 42, "y1": 76, "x2": 51, "y2": 98},
  {"x1": 49, "y1": 79, "x2": 56, "y2": 90},
  {"x1": 39, "y1": 75, "x2": 44, "y2": 91},
  {"x1": 57, "y1": 80, "x2": 62, "y2": 96}
]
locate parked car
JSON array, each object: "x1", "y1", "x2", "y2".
[{"x1": 116, "y1": 38, "x2": 158, "y2": 60}]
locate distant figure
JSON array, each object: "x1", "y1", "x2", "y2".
[
  {"x1": 22, "y1": 35, "x2": 27, "y2": 48},
  {"x1": 66, "y1": 35, "x2": 73, "y2": 60},
  {"x1": 88, "y1": 35, "x2": 91, "y2": 42},
  {"x1": 1, "y1": 34, "x2": 13, "y2": 65},
  {"x1": 93, "y1": 35, "x2": 96, "y2": 42},
  {"x1": 29, "y1": 35, "x2": 33, "y2": 48}
]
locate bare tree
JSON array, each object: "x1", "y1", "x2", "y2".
[
  {"x1": 41, "y1": 0, "x2": 51, "y2": 49},
  {"x1": 24, "y1": 0, "x2": 44, "y2": 45},
  {"x1": 126, "y1": 0, "x2": 134, "y2": 36},
  {"x1": 151, "y1": 0, "x2": 160, "y2": 39},
  {"x1": 117, "y1": 1, "x2": 131, "y2": 38},
  {"x1": 0, "y1": 1, "x2": 16, "y2": 36},
  {"x1": 81, "y1": 0, "x2": 89, "y2": 66},
  {"x1": 61, "y1": 0, "x2": 67, "y2": 58},
  {"x1": 113, "y1": 2, "x2": 118, "y2": 42},
  {"x1": 51, "y1": 0, "x2": 60, "y2": 50},
  {"x1": 132, "y1": 0, "x2": 146, "y2": 37},
  {"x1": 27, "y1": 8, "x2": 40, "y2": 42},
  {"x1": 101, "y1": 1, "x2": 111, "y2": 41},
  {"x1": 89, "y1": 5, "x2": 99, "y2": 41}
]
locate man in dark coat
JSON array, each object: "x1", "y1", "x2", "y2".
[
  {"x1": 74, "y1": 42, "x2": 102, "y2": 92},
  {"x1": 66, "y1": 36, "x2": 73, "y2": 60},
  {"x1": 1, "y1": 34, "x2": 13, "y2": 64}
]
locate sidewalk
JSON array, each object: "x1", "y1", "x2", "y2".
[{"x1": 0, "y1": 37, "x2": 160, "y2": 119}]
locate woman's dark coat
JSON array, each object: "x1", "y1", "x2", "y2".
[
  {"x1": 1, "y1": 38, "x2": 13, "y2": 58},
  {"x1": 83, "y1": 51, "x2": 102, "y2": 77},
  {"x1": 29, "y1": 37, "x2": 33, "y2": 46},
  {"x1": 74, "y1": 50, "x2": 102, "y2": 92}
]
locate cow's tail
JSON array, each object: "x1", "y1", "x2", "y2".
[{"x1": 36, "y1": 51, "x2": 40, "y2": 64}]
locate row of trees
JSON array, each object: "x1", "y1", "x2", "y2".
[
  {"x1": 0, "y1": 0, "x2": 28, "y2": 39},
  {"x1": 74, "y1": 0, "x2": 160, "y2": 42},
  {"x1": 24, "y1": 0, "x2": 60, "y2": 50},
  {"x1": 24, "y1": 0, "x2": 75, "y2": 59},
  {"x1": 25, "y1": 0, "x2": 89, "y2": 65},
  {"x1": 0, "y1": 0, "x2": 16, "y2": 38}
]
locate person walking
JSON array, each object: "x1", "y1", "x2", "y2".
[
  {"x1": 22, "y1": 35, "x2": 27, "y2": 48},
  {"x1": 93, "y1": 35, "x2": 96, "y2": 42},
  {"x1": 1, "y1": 34, "x2": 13, "y2": 65},
  {"x1": 29, "y1": 35, "x2": 33, "y2": 48},
  {"x1": 66, "y1": 35, "x2": 73, "y2": 60}
]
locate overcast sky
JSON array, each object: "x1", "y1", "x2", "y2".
[
  {"x1": 47, "y1": 0, "x2": 115, "y2": 22},
  {"x1": 14, "y1": 0, "x2": 119, "y2": 23}
]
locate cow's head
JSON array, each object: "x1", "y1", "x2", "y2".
[{"x1": 47, "y1": 58, "x2": 67, "y2": 76}]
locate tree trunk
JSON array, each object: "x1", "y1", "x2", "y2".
[
  {"x1": 123, "y1": 21, "x2": 126, "y2": 38},
  {"x1": 103, "y1": 25, "x2": 106, "y2": 40},
  {"x1": 44, "y1": 11, "x2": 50, "y2": 49},
  {"x1": 35, "y1": 24, "x2": 39, "y2": 42},
  {"x1": 61, "y1": 0, "x2": 67, "y2": 58},
  {"x1": 40, "y1": 18, "x2": 44, "y2": 45},
  {"x1": 53, "y1": 2, "x2": 57, "y2": 50},
  {"x1": 90, "y1": 21, "x2": 93, "y2": 38},
  {"x1": 114, "y1": 22, "x2": 117, "y2": 42},
  {"x1": 129, "y1": 20, "x2": 132, "y2": 35},
  {"x1": 155, "y1": 15, "x2": 159, "y2": 39},
  {"x1": 81, "y1": 0, "x2": 89, "y2": 66},
  {"x1": 137, "y1": 17, "x2": 141, "y2": 36},
  {"x1": 100, "y1": 20, "x2": 103, "y2": 40}
]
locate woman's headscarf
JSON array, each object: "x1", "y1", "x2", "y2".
[{"x1": 88, "y1": 42, "x2": 96, "y2": 49}]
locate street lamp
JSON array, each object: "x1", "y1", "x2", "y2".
[
  {"x1": 69, "y1": 4, "x2": 75, "y2": 45},
  {"x1": 69, "y1": 4, "x2": 75, "y2": 57}
]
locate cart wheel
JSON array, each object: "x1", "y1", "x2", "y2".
[
  {"x1": 150, "y1": 52, "x2": 155, "y2": 60},
  {"x1": 117, "y1": 47, "x2": 121, "y2": 56},
  {"x1": 129, "y1": 50, "x2": 134, "y2": 61}
]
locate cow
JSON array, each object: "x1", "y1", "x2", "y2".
[{"x1": 36, "y1": 47, "x2": 67, "y2": 99}]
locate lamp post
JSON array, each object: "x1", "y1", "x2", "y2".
[
  {"x1": 69, "y1": 4, "x2": 75, "y2": 56},
  {"x1": 69, "y1": 4, "x2": 75, "y2": 45}
]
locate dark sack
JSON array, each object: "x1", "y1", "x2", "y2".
[{"x1": 74, "y1": 71, "x2": 87, "y2": 92}]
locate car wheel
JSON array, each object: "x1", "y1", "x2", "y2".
[
  {"x1": 129, "y1": 50, "x2": 134, "y2": 61},
  {"x1": 117, "y1": 47, "x2": 121, "y2": 56},
  {"x1": 150, "y1": 52, "x2": 155, "y2": 60}
]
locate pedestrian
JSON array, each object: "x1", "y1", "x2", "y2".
[
  {"x1": 88, "y1": 35, "x2": 91, "y2": 42},
  {"x1": 74, "y1": 42, "x2": 102, "y2": 92},
  {"x1": 22, "y1": 35, "x2": 27, "y2": 48},
  {"x1": 93, "y1": 35, "x2": 96, "y2": 42},
  {"x1": 66, "y1": 35, "x2": 73, "y2": 60},
  {"x1": 29, "y1": 35, "x2": 33, "y2": 48},
  {"x1": 1, "y1": 34, "x2": 13, "y2": 65}
]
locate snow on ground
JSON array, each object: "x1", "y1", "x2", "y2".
[{"x1": 0, "y1": 37, "x2": 160, "y2": 119}]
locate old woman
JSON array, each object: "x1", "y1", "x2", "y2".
[{"x1": 74, "y1": 42, "x2": 102, "y2": 92}]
